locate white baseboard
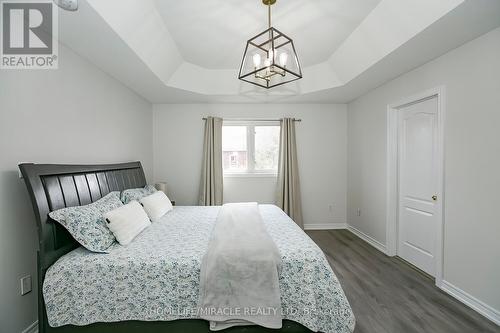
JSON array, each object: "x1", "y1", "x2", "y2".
[
  {"x1": 440, "y1": 280, "x2": 500, "y2": 326},
  {"x1": 347, "y1": 224, "x2": 387, "y2": 254},
  {"x1": 22, "y1": 320, "x2": 38, "y2": 333},
  {"x1": 304, "y1": 223, "x2": 347, "y2": 230}
]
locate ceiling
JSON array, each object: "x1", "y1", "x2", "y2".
[
  {"x1": 156, "y1": 0, "x2": 381, "y2": 69},
  {"x1": 56, "y1": 0, "x2": 500, "y2": 103}
]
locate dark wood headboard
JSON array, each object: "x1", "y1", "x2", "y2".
[
  {"x1": 19, "y1": 161, "x2": 146, "y2": 269},
  {"x1": 19, "y1": 161, "x2": 147, "y2": 332}
]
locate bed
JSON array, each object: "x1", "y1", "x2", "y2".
[{"x1": 19, "y1": 162, "x2": 355, "y2": 333}]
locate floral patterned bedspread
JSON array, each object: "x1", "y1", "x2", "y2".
[{"x1": 44, "y1": 205, "x2": 355, "y2": 333}]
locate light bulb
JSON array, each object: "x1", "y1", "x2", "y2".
[
  {"x1": 252, "y1": 54, "x2": 261, "y2": 68},
  {"x1": 268, "y1": 49, "x2": 274, "y2": 62},
  {"x1": 279, "y1": 52, "x2": 288, "y2": 67}
]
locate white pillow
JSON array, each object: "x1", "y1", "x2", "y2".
[
  {"x1": 104, "y1": 201, "x2": 151, "y2": 246},
  {"x1": 140, "y1": 191, "x2": 173, "y2": 221}
]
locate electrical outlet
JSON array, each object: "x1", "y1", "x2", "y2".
[
  {"x1": 328, "y1": 203, "x2": 334, "y2": 213},
  {"x1": 356, "y1": 208, "x2": 361, "y2": 217},
  {"x1": 20, "y1": 275, "x2": 32, "y2": 295}
]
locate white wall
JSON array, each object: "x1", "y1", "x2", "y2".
[
  {"x1": 153, "y1": 104, "x2": 347, "y2": 229},
  {"x1": 0, "y1": 44, "x2": 153, "y2": 333},
  {"x1": 347, "y1": 27, "x2": 500, "y2": 314},
  {"x1": 224, "y1": 177, "x2": 277, "y2": 204}
]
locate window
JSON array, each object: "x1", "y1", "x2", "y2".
[
  {"x1": 222, "y1": 122, "x2": 280, "y2": 175},
  {"x1": 222, "y1": 126, "x2": 247, "y2": 171}
]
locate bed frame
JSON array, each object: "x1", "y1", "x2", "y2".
[{"x1": 19, "y1": 162, "x2": 311, "y2": 333}]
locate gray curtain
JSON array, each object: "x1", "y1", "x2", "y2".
[
  {"x1": 199, "y1": 117, "x2": 223, "y2": 206},
  {"x1": 276, "y1": 118, "x2": 303, "y2": 228}
]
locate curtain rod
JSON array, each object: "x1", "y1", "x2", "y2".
[{"x1": 202, "y1": 118, "x2": 301, "y2": 122}]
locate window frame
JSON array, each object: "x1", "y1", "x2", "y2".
[{"x1": 222, "y1": 120, "x2": 280, "y2": 177}]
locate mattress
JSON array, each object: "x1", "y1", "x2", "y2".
[{"x1": 43, "y1": 205, "x2": 355, "y2": 333}]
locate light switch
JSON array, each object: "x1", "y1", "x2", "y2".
[{"x1": 20, "y1": 275, "x2": 32, "y2": 295}]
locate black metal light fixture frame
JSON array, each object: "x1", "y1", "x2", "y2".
[{"x1": 238, "y1": 0, "x2": 302, "y2": 89}]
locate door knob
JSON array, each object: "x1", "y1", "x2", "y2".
[{"x1": 432, "y1": 195, "x2": 437, "y2": 201}]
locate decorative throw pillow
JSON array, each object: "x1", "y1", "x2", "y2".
[
  {"x1": 49, "y1": 192, "x2": 122, "y2": 253},
  {"x1": 140, "y1": 191, "x2": 173, "y2": 222},
  {"x1": 104, "y1": 201, "x2": 151, "y2": 246},
  {"x1": 120, "y1": 184, "x2": 157, "y2": 204}
]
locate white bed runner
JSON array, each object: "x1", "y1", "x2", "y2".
[{"x1": 199, "y1": 202, "x2": 282, "y2": 330}]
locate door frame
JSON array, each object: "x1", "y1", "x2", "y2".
[{"x1": 386, "y1": 86, "x2": 445, "y2": 287}]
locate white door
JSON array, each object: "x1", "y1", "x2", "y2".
[{"x1": 397, "y1": 96, "x2": 439, "y2": 276}]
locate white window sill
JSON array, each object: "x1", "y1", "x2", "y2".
[{"x1": 224, "y1": 173, "x2": 278, "y2": 178}]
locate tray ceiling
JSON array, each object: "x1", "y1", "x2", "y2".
[
  {"x1": 56, "y1": 0, "x2": 500, "y2": 103},
  {"x1": 156, "y1": 0, "x2": 381, "y2": 69}
]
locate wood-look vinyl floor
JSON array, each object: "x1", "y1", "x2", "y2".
[{"x1": 306, "y1": 229, "x2": 500, "y2": 333}]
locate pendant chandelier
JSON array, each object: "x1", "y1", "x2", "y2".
[{"x1": 238, "y1": 0, "x2": 302, "y2": 89}]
